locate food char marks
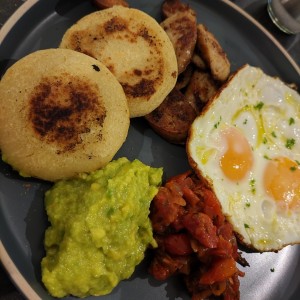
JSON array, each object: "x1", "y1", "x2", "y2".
[
  {"x1": 104, "y1": 16, "x2": 127, "y2": 32},
  {"x1": 28, "y1": 74, "x2": 106, "y2": 153},
  {"x1": 103, "y1": 16, "x2": 161, "y2": 100},
  {"x1": 68, "y1": 14, "x2": 164, "y2": 102}
]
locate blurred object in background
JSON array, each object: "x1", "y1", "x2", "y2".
[{"x1": 267, "y1": 0, "x2": 300, "y2": 34}]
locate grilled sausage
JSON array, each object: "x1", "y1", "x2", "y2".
[
  {"x1": 196, "y1": 24, "x2": 230, "y2": 82},
  {"x1": 185, "y1": 70, "x2": 219, "y2": 114},
  {"x1": 161, "y1": 10, "x2": 197, "y2": 74},
  {"x1": 145, "y1": 89, "x2": 197, "y2": 144},
  {"x1": 175, "y1": 64, "x2": 193, "y2": 90},
  {"x1": 92, "y1": 0, "x2": 129, "y2": 9},
  {"x1": 161, "y1": 0, "x2": 192, "y2": 19},
  {"x1": 191, "y1": 52, "x2": 207, "y2": 70}
]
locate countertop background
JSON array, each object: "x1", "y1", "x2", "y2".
[{"x1": 0, "y1": 0, "x2": 299, "y2": 299}]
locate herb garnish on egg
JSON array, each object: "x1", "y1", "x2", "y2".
[{"x1": 187, "y1": 64, "x2": 300, "y2": 252}]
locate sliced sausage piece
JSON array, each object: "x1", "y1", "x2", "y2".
[
  {"x1": 161, "y1": 10, "x2": 197, "y2": 74},
  {"x1": 92, "y1": 0, "x2": 129, "y2": 9},
  {"x1": 175, "y1": 63, "x2": 193, "y2": 90},
  {"x1": 191, "y1": 52, "x2": 207, "y2": 70},
  {"x1": 184, "y1": 70, "x2": 219, "y2": 114},
  {"x1": 145, "y1": 88, "x2": 197, "y2": 144},
  {"x1": 196, "y1": 24, "x2": 230, "y2": 82},
  {"x1": 161, "y1": 0, "x2": 192, "y2": 19}
]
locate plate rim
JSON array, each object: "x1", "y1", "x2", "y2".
[
  {"x1": 0, "y1": 241, "x2": 41, "y2": 300},
  {"x1": 222, "y1": 0, "x2": 299, "y2": 74},
  {"x1": 0, "y1": 0, "x2": 299, "y2": 299},
  {"x1": 0, "y1": 0, "x2": 299, "y2": 75},
  {"x1": 0, "y1": 0, "x2": 39, "y2": 42}
]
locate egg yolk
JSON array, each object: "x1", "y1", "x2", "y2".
[
  {"x1": 219, "y1": 127, "x2": 253, "y2": 181},
  {"x1": 264, "y1": 157, "x2": 300, "y2": 210}
]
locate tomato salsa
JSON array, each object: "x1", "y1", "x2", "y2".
[{"x1": 149, "y1": 171, "x2": 245, "y2": 299}]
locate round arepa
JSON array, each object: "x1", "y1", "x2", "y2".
[
  {"x1": 59, "y1": 6, "x2": 178, "y2": 118},
  {"x1": 0, "y1": 48, "x2": 130, "y2": 181}
]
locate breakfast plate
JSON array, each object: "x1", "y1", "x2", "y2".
[{"x1": 0, "y1": 0, "x2": 300, "y2": 299}]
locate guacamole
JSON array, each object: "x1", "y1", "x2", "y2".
[{"x1": 41, "y1": 157, "x2": 162, "y2": 298}]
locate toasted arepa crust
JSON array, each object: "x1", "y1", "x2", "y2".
[
  {"x1": 59, "y1": 6, "x2": 178, "y2": 117},
  {"x1": 0, "y1": 48, "x2": 129, "y2": 181}
]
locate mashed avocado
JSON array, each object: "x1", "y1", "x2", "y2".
[{"x1": 41, "y1": 157, "x2": 162, "y2": 298}]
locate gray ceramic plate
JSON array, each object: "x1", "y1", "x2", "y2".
[{"x1": 0, "y1": 0, "x2": 300, "y2": 299}]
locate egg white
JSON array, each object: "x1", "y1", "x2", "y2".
[{"x1": 187, "y1": 64, "x2": 300, "y2": 252}]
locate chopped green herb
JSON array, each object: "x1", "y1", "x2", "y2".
[
  {"x1": 263, "y1": 137, "x2": 268, "y2": 144},
  {"x1": 296, "y1": 160, "x2": 300, "y2": 166},
  {"x1": 285, "y1": 138, "x2": 295, "y2": 150},
  {"x1": 289, "y1": 117, "x2": 295, "y2": 125},
  {"x1": 244, "y1": 224, "x2": 250, "y2": 229},
  {"x1": 254, "y1": 101, "x2": 264, "y2": 110},
  {"x1": 245, "y1": 202, "x2": 251, "y2": 208},
  {"x1": 249, "y1": 179, "x2": 256, "y2": 194},
  {"x1": 290, "y1": 166, "x2": 297, "y2": 172},
  {"x1": 241, "y1": 89, "x2": 248, "y2": 97},
  {"x1": 263, "y1": 155, "x2": 271, "y2": 160},
  {"x1": 271, "y1": 131, "x2": 277, "y2": 138},
  {"x1": 243, "y1": 119, "x2": 248, "y2": 125},
  {"x1": 214, "y1": 116, "x2": 222, "y2": 129}
]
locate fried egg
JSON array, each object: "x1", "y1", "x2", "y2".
[{"x1": 187, "y1": 64, "x2": 300, "y2": 252}]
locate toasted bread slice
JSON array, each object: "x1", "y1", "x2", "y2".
[
  {"x1": 60, "y1": 6, "x2": 178, "y2": 117},
  {"x1": 0, "y1": 49, "x2": 129, "y2": 181}
]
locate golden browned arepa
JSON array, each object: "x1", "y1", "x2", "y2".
[
  {"x1": 59, "y1": 6, "x2": 178, "y2": 118},
  {"x1": 0, "y1": 48, "x2": 130, "y2": 181}
]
